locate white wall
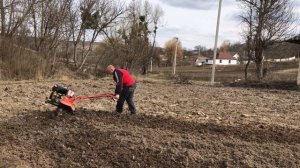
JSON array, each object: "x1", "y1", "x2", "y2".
[
  {"x1": 203, "y1": 59, "x2": 238, "y2": 65},
  {"x1": 270, "y1": 56, "x2": 296, "y2": 62},
  {"x1": 195, "y1": 61, "x2": 203, "y2": 66}
]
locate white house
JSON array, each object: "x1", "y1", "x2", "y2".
[
  {"x1": 199, "y1": 52, "x2": 239, "y2": 65},
  {"x1": 195, "y1": 56, "x2": 208, "y2": 66},
  {"x1": 204, "y1": 59, "x2": 238, "y2": 65},
  {"x1": 233, "y1": 53, "x2": 240, "y2": 60}
]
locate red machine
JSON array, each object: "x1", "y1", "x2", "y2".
[{"x1": 46, "y1": 84, "x2": 114, "y2": 113}]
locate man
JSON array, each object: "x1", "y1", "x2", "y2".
[{"x1": 106, "y1": 65, "x2": 137, "y2": 114}]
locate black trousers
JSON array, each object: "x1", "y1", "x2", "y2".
[{"x1": 116, "y1": 83, "x2": 136, "y2": 113}]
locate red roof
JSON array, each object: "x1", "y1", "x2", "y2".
[{"x1": 218, "y1": 52, "x2": 234, "y2": 60}]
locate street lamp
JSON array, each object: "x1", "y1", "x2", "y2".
[
  {"x1": 173, "y1": 37, "x2": 179, "y2": 75},
  {"x1": 211, "y1": 0, "x2": 223, "y2": 85}
]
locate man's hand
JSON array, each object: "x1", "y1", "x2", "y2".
[{"x1": 114, "y1": 94, "x2": 120, "y2": 100}]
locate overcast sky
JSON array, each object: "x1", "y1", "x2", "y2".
[{"x1": 136, "y1": 0, "x2": 300, "y2": 50}]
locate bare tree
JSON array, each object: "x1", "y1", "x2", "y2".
[
  {"x1": 0, "y1": 0, "x2": 161, "y2": 79},
  {"x1": 238, "y1": 0, "x2": 297, "y2": 81},
  {"x1": 239, "y1": 4, "x2": 255, "y2": 81},
  {"x1": 98, "y1": 0, "x2": 163, "y2": 72},
  {"x1": 219, "y1": 40, "x2": 230, "y2": 53},
  {"x1": 3, "y1": 0, "x2": 37, "y2": 37},
  {"x1": 67, "y1": 0, "x2": 125, "y2": 71},
  {"x1": 30, "y1": 0, "x2": 72, "y2": 70},
  {"x1": 124, "y1": 0, "x2": 163, "y2": 71},
  {"x1": 194, "y1": 45, "x2": 207, "y2": 56},
  {"x1": 164, "y1": 38, "x2": 183, "y2": 66}
]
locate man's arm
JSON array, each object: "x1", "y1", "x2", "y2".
[{"x1": 114, "y1": 70, "x2": 123, "y2": 95}]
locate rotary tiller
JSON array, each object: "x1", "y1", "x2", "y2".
[{"x1": 46, "y1": 84, "x2": 114, "y2": 113}]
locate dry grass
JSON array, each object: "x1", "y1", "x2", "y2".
[
  {"x1": 153, "y1": 61, "x2": 299, "y2": 84},
  {"x1": 0, "y1": 38, "x2": 49, "y2": 80}
]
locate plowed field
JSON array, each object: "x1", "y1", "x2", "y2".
[{"x1": 0, "y1": 78, "x2": 299, "y2": 167}]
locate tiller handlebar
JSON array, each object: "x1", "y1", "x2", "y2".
[{"x1": 60, "y1": 93, "x2": 115, "y2": 111}]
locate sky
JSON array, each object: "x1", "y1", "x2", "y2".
[{"x1": 134, "y1": 0, "x2": 300, "y2": 50}]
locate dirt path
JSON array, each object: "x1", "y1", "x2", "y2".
[{"x1": 0, "y1": 78, "x2": 299, "y2": 167}]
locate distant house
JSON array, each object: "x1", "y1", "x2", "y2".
[
  {"x1": 233, "y1": 53, "x2": 240, "y2": 60},
  {"x1": 199, "y1": 52, "x2": 239, "y2": 65},
  {"x1": 159, "y1": 54, "x2": 168, "y2": 66},
  {"x1": 195, "y1": 56, "x2": 208, "y2": 66},
  {"x1": 159, "y1": 54, "x2": 168, "y2": 62}
]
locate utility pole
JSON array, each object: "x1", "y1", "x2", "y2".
[
  {"x1": 173, "y1": 37, "x2": 179, "y2": 75},
  {"x1": 211, "y1": 0, "x2": 223, "y2": 85}
]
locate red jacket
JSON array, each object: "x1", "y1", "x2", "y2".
[{"x1": 113, "y1": 69, "x2": 135, "y2": 94}]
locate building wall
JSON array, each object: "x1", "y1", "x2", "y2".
[
  {"x1": 203, "y1": 59, "x2": 238, "y2": 65},
  {"x1": 269, "y1": 56, "x2": 296, "y2": 62}
]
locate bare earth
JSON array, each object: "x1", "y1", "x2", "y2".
[{"x1": 0, "y1": 77, "x2": 299, "y2": 167}]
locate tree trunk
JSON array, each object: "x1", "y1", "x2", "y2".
[
  {"x1": 72, "y1": 27, "x2": 85, "y2": 69},
  {"x1": 254, "y1": 44, "x2": 264, "y2": 82},
  {"x1": 65, "y1": 42, "x2": 70, "y2": 65},
  {"x1": 77, "y1": 29, "x2": 100, "y2": 71},
  {"x1": 78, "y1": 50, "x2": 91, "y2": 71},
  {"x1": 244, "y1": 58, "x2": 250, "y2": 81},
  {"x1": 72, "y1": 42, "x2": 79, "y2": 68},
  {"x1": 245, "y1": 35, "x2": 252, "y2": 81},
  {"x1": 94, "y1": 55, "x2": 103, "y2": 74},
  {"x1": 255, "y1": 60, "x2": 264, "y2": 82},
  {"x1": 51, "y1": 49, "x2": 57, "y2": 72},
  {"x1": 0, "y1": 0, "x2": 5, "y2": 36}
]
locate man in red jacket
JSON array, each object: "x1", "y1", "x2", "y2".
[{"x1": 106, "y1": 65, "x2": 137, "y2": 114}]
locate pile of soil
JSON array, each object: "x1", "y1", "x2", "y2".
[{"x1": 0, "y1": 78, "x2": 299, "y2": 167}]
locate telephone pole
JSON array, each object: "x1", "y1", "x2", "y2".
[
  {"x1": 211, "y1": 0, "x2": 223, "y2": 85},
  {"x1": 173, "y1": 37, "x2": 179, "y2": 75}
]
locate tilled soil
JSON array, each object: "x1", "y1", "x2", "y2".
[{"x1": 0, "y1": 78, "x2": 299, "y2": 167}]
